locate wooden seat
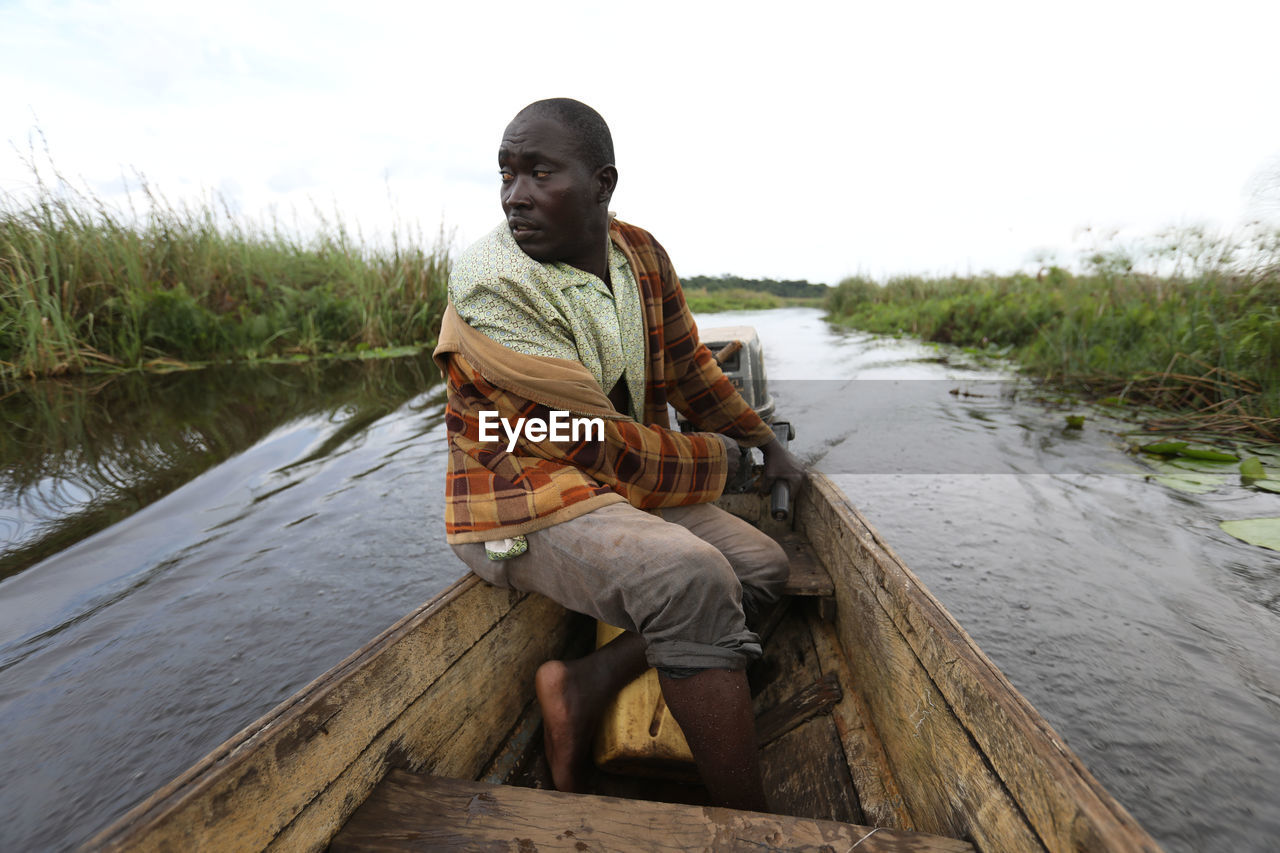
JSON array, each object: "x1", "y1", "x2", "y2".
[
  {"x1": 329, "y1": 771, "x2": 975, "y2": 852},
  {"x1": 776, "y1": 535, "x2": 836, "y2": 623},
  {"x1": 778, "y1": 535, "x2": 834, "y2": 598}
]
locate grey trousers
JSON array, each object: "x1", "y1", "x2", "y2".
[{"x1": 451, "y1": 502, "x2": 789, "y2": 671}]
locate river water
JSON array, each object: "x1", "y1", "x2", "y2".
[{"x1": 1, "y1": 307, "x2": 1276, "y2": 851}]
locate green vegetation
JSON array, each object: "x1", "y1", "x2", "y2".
[
  {"x1": 685, "y1": 287, "x2": 786, "y2": 313},
  {"x1": 825, "y1": 228, "x2": 1280, "y2": 441},
  {"x1": 1, "y1": 170, "x2": 449, "y2": 380},
  {"x1": 682, "y1": 275, "x2": 829, "y2": 313},
  {"x1": 683, "y1": 273, "x2": 829, "y2": 300},
  {"x1": 1220, "y1": 517, "x2": 1280, "y2": 552}
]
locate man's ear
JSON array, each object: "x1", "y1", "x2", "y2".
[{"x1": 595, "y1": 165, "x2": 618, "y2": 204}]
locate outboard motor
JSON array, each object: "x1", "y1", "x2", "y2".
[{"x1": 682, "y1": 327, "x2": 794, "y2": 520}]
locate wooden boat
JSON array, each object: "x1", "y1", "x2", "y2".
[{"x1": 84, "y1": 465, "x2": 1163, "y2": 852}]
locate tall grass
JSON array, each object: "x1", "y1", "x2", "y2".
[
  {"x1": 825, "y1": 227, "x2": 1280, "y2": 440},
  {"x1": 1, "y1": 169, "x2": 449, "y2": 379},
  {"x1": 685, "y1": 287, "x2": 784, "y2": 313}
]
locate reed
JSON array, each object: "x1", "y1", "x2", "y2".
[
  {"x1": 825, "y1": 228, "x2": 1280, "y2": 440},
  {"x1": 1, "y1": 169, "x2": 449, "y2": 380}
]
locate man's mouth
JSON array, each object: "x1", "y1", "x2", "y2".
[{"x1": 508, "y1": 218, "x2": 538, "y2": 239}]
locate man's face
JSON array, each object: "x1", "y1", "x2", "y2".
[{"x1": 499, "y1": 114, "x2": 605, "y2": 268}]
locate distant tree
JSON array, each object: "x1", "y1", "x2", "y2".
[{"x1": 681, "y1": 273, "x2": 829, "y2": 298}]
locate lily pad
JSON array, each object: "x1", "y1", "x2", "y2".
[
  {"x1": 1139, "y1": 441, "x2": 1188, "y2": 456},
  {"x1": 1240, "y1": 457, "x2": 1267, "y2": 483},
  {"x1": 1220, "y1": 518, "x2": 1280, "y2": 552},
  {"x1": 1238, "y1": 456, "x2": 1280, "y2": 490},
  {"x1": 1145, "y1": 460, "x2": 1227, "y2": 494},
  {"x1": 1168, "y1": 457, "x2": 1238, "y2": 474},
  {"x1": 1178, "y1": 446, "x2": 1239, "y2": 462},
  {"x1": 1253, "y1": 448, "x2": 1280, "y2": 465},
  {"x1": 1154, "y1": 475, "x2": 1224, "y2": 494},
  {"x1": 1244, "y1": 448, "x2": 1280, "y2": 468}
]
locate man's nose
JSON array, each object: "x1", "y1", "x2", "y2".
[{"x1": 503, "y1": 175, "x2": 533, "y2": 208}]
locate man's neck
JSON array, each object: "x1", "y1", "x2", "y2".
[{"x1": 561, "y1": 231, "x2": 612, "y2": 289}]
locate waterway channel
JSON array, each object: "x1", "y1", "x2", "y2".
[{"x1": 0, "y1": 307, "x2": 1276, "y2": 851}]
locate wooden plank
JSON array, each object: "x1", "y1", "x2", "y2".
[
  {"x1": 751, "y1": 601, "x2": 862, "y2": 825},
  {"x1": 715, "y1": 493, "x2": 835, "y2": 600},
  {"x1": 800, "y1": 472, "x2": 1163, "y2": 853},
  {"x1": 480, "y1": 699, "x2": 543, "y2": 785},
  {"x1": 778, "y1": 535, "x2": 835, "y2": 598},
  {"x1": 756, "y1": 672, "x2": 842, "y2": 747},
  {"x1": 269, "y1": 590, "x2": 570, "y2": 851},
  {"x1": 807, "y1": 618, "x2": 914, "y2": 831},
  {"x1": 760, "y1": 715, "x2": 864, "y2": 826},
  {"x1": 801, "y1": 482, "x2": 1045, "y2": 850},
  {"x1": 330, "y1": 771, "x2": 976, "y2": 853},
  {"x1": 85, "y1": 576, "x2": 568, "y2": 853},
  {"x1": 750, "y1": 603, "x2": 824, "y2": 715}
]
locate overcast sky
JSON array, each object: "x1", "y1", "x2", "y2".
[{"x1": 3, "y1": 0, "x2": 1278, "y2": 284}]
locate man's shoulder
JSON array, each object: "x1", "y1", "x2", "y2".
[
  {"x1": 454, "y1": 222, "x2": 527, "y2": 278},
  {"x1": 609, "y1": 217, "x2": 660, "y2": 250},
  {"x1": 609, "y1": 218, "x2": 673, "y2": 275},
  {"x1": 450, "y1": 221, "x2": 546, "y2": 306}
]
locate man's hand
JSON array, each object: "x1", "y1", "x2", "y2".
[{"x1": 759, "y1": 436, "x2": 806, "y2": 496}]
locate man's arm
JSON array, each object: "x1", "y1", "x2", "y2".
[
  {"x1": 445, "y1": 353, "x2": 732, "y2": 509},
  {"x1": 644, "y1": 243, "x2": 777, "y2": 447},
  {"x1": 645, "y1": 235, "x2": 807, "y2": 493}
]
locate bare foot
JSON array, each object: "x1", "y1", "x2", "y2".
[
  {"x1": 534, "y1": 631, "x2": 649, "y2": 794},
  {"x1": 535, "y1": 659, "x2": 595, "y2": 793}
]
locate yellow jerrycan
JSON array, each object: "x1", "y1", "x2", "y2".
[{"x1": 591, "y1": 623, "x2": 698, "y2": 780}]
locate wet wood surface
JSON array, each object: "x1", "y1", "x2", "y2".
[
  {"x1": 806, "y1": 617, "x2": 914, "y2": 831},
  {"x1": 753, "y1": 605, "x2": 862, "y2": 826}
]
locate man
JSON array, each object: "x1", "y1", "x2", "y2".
[{"x1": 434, "y1": 98, "x2": 805, "y2": 811}]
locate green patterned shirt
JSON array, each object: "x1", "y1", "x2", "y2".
[{"x1": 449, "y1": 221, "x2": 647, "y2": 418}]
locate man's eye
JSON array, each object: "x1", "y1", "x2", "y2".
[
  {"x1": 499, "y1": 171, "x2": 513, "y2": 182},
  {"x1": 533, "y1": 170, "x2": 550, "y2": 179}
]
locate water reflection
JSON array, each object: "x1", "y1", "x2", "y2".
[{"x1": 1, "y1": 356, "x2": 442, "y2": 580}]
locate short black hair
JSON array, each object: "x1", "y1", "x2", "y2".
[{"x1": 516, "y1": 98, "x2": 615, "y2": 172}]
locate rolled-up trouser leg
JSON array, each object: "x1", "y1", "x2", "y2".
[
  {"x1": 450, "y1": 501, "x2": 787, "y2": 671},
  {"x1": 657, "y1": 502, "x2": 789, "y2": 622}
]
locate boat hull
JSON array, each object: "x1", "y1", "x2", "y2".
[{"x1": 85, "y1": 472, "x2": 1161, "y2": 852}]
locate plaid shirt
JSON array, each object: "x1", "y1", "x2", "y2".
[{"x1": 434, "y1": 219, "x2": 775, "y2": 544}]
